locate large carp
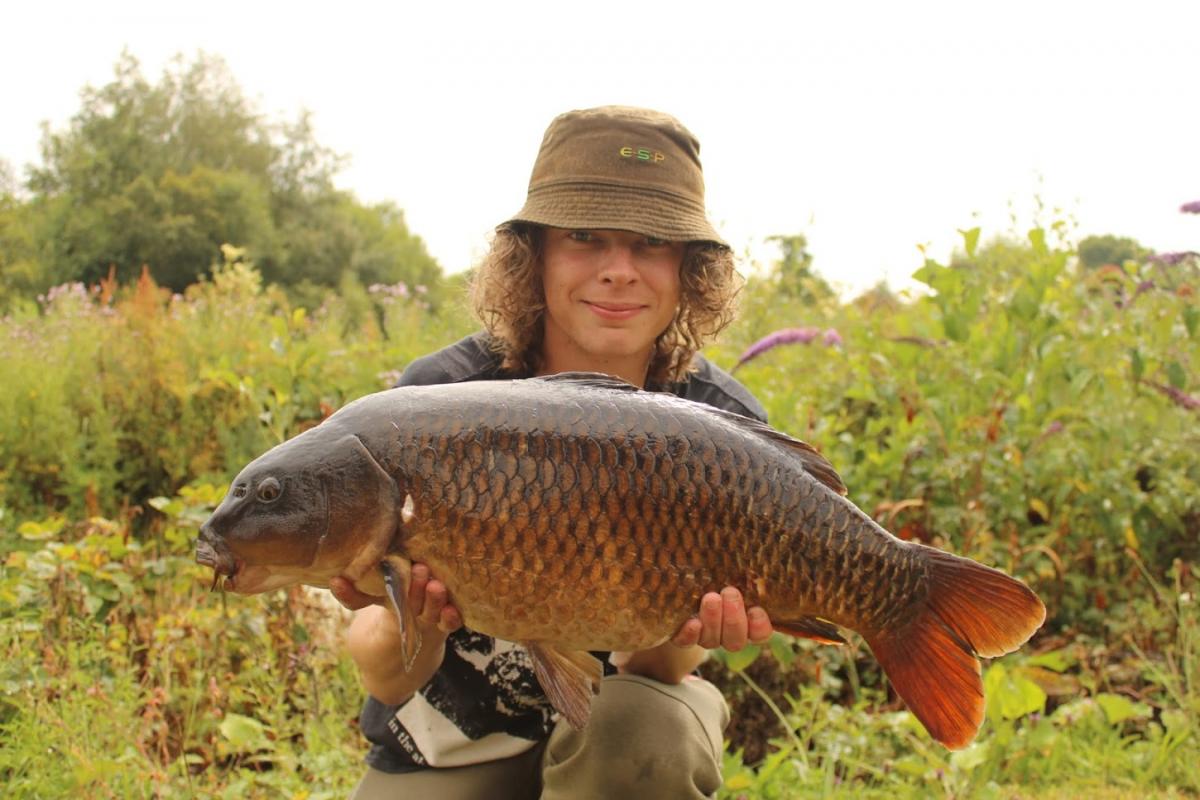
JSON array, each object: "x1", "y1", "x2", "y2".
[{"x1": 196, "y1": 373, "x2": 1045, "y2": 749}]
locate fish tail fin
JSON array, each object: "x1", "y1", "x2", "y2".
[{"x1": 866, "y1": 548, "x2": 1046, "y2": 750}]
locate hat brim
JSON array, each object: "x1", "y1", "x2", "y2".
[{"x1": 503, "y1": 181, "x2": 727, "y2": 247}]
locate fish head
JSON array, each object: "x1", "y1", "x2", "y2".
[{"x1": 196, "y1": 427, "x2": 400, "y2": 594}]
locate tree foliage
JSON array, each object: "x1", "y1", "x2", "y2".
[
  {"x1": 763, "y1": 233, "x2": 835, "y2": 305},
  {"x1": 9, "y1": 51, "x2": 439, "y2": 296},
  {"x1": 1076, "y1": 233, "x2": 1151, "y2": 270}
]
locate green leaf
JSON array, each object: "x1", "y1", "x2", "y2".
[
  {"x1": 912, "y1": 259, "x2": 944, "y2": 288},
  {"x1": 1095, "y1": 693, "x2": 1150, "y2": 725},
  {"x1": 1161, "y1": 708, "x2": 1189, "y2": 733},
  {"x1": 18, "y1": 521, "x2": 59, "y2": 541},
  {"x1": 959, "y1": 227, "x2": 981, "y2": 259},
  {"x1": 766, "y1": 634, "x2": 796, "y2": 667},
  {"x1": 1184, "y1": 306, "x2": 1198, "y2": 338},
  {"x1": 1167, "y1": 361, "x2": 1187, "y2": 390},
  {"x1": 219, "y1": 713, "x2": 269, "y2": 752},
  {"x1": 718, "y1": 644, "x2": 761, "y2": 672},
  {"x1": 984, "y1": 663, "x2": 1046, "y2": 720},
  {"x1": 950, "y1": 740, "x2": 990, "y2": 771},
  {"x1": 944, "y1": 311, "x2": 970, "y2": 342},
  {"x1": 1025, "y1": 649, "x2": 1072, "y2": 673},
  {"x1": 1028, "y1": 227, "x2": 1048, "y2": 255},
  {"x1": 1131, "y1": 349, "x2": 1145, "y2": 381}
]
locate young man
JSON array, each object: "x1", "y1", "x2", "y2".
[{"x1": 332, "y1": 106, "x2": 774, "y2": 799}]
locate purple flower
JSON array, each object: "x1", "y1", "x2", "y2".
[
  {"x1": 732, "y1": 327, "x2": 821, "y2": 372},
  {"x1": 1149, "y1": 251, "x2": 1198, "y2": 266},
  {"x1": 822, "y1": 327, "x2": 843, "y2": 347},
  {"x1": 1143, "y1": 380, "x2": 1200, "y2": 411},
  {"x1": 1181, "y1": 200, "x2": 1200, "y2": 214}
]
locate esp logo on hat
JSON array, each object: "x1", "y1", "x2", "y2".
[{"x1": 619, "y1": 146, "x2": 665, "y2": 163}]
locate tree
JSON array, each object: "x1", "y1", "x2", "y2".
[
  {"x1": 1077, "y1": 234, "x2": 1151, "y2": 270},
  {"x1": 765, "y1": 233, "x2": 834, "y2": 304},
  {"x1": 0, "y1": 182, "x2": 42, "y2": 306},
  {"x1": 22, "y1": 51, "x2": 439, "y2": 295}
]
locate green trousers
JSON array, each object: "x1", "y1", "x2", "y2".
[{"x1": 350, "y1": 674, "x2": 729, "y2": 800}]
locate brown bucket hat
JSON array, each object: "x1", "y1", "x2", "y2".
[{"x1": 504, "y1": 106, "x2": 727, "y2": 247}]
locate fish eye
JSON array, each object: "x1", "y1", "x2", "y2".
[{"x1": 257, "y1": 477, "x2": 282, "y2": 503}]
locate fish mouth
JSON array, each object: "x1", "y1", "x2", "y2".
[{"x1": 195, "y1": 538, "x2": 243, "y2": 592}]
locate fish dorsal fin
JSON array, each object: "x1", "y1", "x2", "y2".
[
  {"x1": 532, "y1": 372, "x2": 641, "y2": 392},
  {"x1": 704, "y1": 406, "x2": 847, "y2": 496}
]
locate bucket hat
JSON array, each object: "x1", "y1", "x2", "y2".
[{"x1": 504, "y1": 106, "x2": 727, "y2": 247}]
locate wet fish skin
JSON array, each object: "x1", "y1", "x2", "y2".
[{"x1": 196, "y1": 373, "x2": 1046, "y2": 749}]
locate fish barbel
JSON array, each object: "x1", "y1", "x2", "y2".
[{"x1": 196, "y1": 373, "x2": 1045, "y2": 749}]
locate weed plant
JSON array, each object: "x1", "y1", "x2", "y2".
[{"x1": 1, "y1": 228, "x2": 1197, "y2": 796}]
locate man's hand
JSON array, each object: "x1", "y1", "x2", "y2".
[
  {"x1": 614, "y1": 587, "x2": 772, "y2": 684},
  {"x1": 340, "y1": 563, "x2": 464, "y2": 705},
  {"x1": 331, "y1": 564, "x2": 464, "y2": 634},
  {"x1": 329, "y1": 577, "x2": 385, "y2": 610},
  {"x1": 670, "y1": 587, "x2": 773, "y2": 650}
]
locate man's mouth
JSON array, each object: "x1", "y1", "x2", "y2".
[{"x1": 584, "y1": 301, "x2": 646, "y2": 319}]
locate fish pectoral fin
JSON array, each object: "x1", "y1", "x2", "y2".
[
  {"x1": 525, "y1": 642, "x2": 602, "y2": 730},
  {"x1": 773, "y1": 616, "x2": 848, "y2": 646},
  {"x1": 379, "y1": 555, "x2": 421, "y2": 671}
]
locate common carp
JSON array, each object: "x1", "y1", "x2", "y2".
[{"x1": 195, "y1": 373, "x2": 1045, "y2": 749}]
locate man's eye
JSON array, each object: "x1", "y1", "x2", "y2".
[
  {"x1": 568, "y1": 231, "x2": 594, "y2": 242},
  {"x1": 645, "y1": 237, "x2": 669, "y2": 247}
]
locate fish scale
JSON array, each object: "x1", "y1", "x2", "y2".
[
  {"x1": 398, "y1": 391, "x2": 875, "y2": 649},
  {"x1": 197, "y1": 372, "x2": 1045, "y2": 748}
]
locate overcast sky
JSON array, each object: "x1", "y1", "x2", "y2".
[{"x1": 4, "y1": 1, "x2": 1197, "y2": 294}]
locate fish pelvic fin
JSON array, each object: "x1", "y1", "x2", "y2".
[
  {"x1": 868, "y1": 549, "x2": 1046, "y2": 750},
  {"x1": 773, "y1": 616, "x2": 847, "y2": 646},
  {"x1": 525, "y1": 642, "x2": 603, "y2": 730},
  {"x1": 379, "y1": 555, "x2": 422, "y2": 672}
]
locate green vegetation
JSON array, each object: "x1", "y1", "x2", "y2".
[
  {"x1": 0, "y1": 52, "x2": 440, "y2": 305},
  {"x1": 1, "y1": 225, "x2": 1196, "y2": 797},
  {"x1": 2, "y1": 51, "x2": 1198, "y2": 799}
]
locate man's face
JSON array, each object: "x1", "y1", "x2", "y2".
[{"x1": 539, "y1": 227, "x2": 684, "y2": 379}]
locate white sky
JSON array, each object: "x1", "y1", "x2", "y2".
[{"x1": 4, "y1": 1, "x2": 1198, "y2": 295}]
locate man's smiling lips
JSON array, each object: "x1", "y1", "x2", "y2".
[{"x1": 584, "y1": 300, "x2": 647, "y2": 320}]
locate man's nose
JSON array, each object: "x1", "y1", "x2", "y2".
[{"x1": 597, "y1": 244, "x2": 638, "y2": 283}]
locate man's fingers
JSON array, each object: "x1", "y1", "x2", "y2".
[
  {"x1": 329, "y1": 577, "x2": 383, "y2": 610},
  {"x1": 720, "y1": 587, "x2": 748, "y2": 652},
  {"x1": 747, "y1": 606, "x2": 773, "y2": 645},
  {"x1": 697, "y1": 592, "x2": 723, "y2": 649},
  {"x1": 438, "y1": 605, "x2": 463, "y2": 635},
  {"x1": 422, "y1": 579, "x2": 447, "y2": 624},
  {"x1": 409, "y1": 563, "x2": 430, "y2": 615},
  {"x1": 672, "y1": 617, "x2": 702, "y2": 648}
]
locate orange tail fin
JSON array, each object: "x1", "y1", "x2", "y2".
[{"x1": 866, "y1": 548, "x2": 1046, "y2": 750}]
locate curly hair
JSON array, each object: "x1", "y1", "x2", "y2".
[{"x1": 468, "y1": 224, "x2": 740, "y2": 386}]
